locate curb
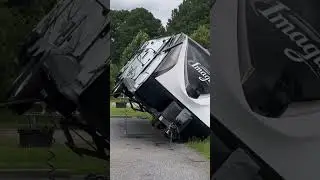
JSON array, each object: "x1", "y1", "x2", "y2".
[{"x1": 0, "y1": 169, "x2": 71, "y2": 178}]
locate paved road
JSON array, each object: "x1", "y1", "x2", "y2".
[{"x1": 110, "y1": 118, "x2": 210, "y2": 180}]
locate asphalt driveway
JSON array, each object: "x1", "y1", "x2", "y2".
[{"x1": 110, "y1": 117, "x2": 210, "y2": 180}]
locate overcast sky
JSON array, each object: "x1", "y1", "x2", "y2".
[{"x1": 110, "y1": 0, "x2": 183, "y2": 27}]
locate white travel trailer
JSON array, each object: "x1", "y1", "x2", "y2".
[{"x1": 113, "y1": 33, "x2": 211, "y2": 141}]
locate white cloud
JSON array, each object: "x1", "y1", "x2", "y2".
[{"x1": 110, "y1": 0, "x2": 182, "y2": 27}]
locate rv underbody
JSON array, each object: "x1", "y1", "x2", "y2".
[{"x1": 120, "y1": 77, "x2": 210, "y2": 141}]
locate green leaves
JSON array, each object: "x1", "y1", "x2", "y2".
[
  {"x1": 0, "y1": 0, "x2": 56, "y2": 100},
  {"x1": 166, "y1": 0, "x2": 213, "y2": 36},
  {"x1": 110, "y1": 8, "x2": 164, "y2": 66},
  {"x1": 190, "y1": 24, "x2": 210, "y2": 49},
  {"x1": 110, "y1": 31, "x2": 150, "y2": 91},
  {"x1": 110, "y1": 63, "x2": 119, "y2": 92},
  {"x1": 110, "y1": 8, "x2": 164, "y2": 88}
]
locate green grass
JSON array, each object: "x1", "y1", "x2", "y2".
[
  {"x1": 0, "y1": 137, "x2": 108, "y2": 174},
  {"x1": 0, "y1": 111, "x2": 107, "y2": 174},
  {"x1": 110, "y1": 99, "x2": 153, "y2": 120},
  {"x1": 0, "y1": 99, "x2": 154, "y2": 127},
  {"x1": 187, "y1": 138, "x2": 210, "y2": 160},
  {"x1": 0, "y1": 110, "x2": 57, "y2": 129},
  {"x1": 110, "y1": 106, "x2": 152, "y2": 119}
]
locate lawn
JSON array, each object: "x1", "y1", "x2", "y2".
[
  {"x1": 0, "y1": 136, "x2": 108, "y2": 174},
  {"x1": 187, "y1": 137, "x2": 210, "y2": 160},
  {"x1": 110, "y1": 106, "x2": 153, "y2": 119},
  {"x1": 0, "y1": 110, "x2": 55, "y2": 129},
  {"x1": 0, "y1": 110, "x2": 107, "y2": 174},
  {"x1": 110, "y1": 100, "x2": 153, "y2": 120}
]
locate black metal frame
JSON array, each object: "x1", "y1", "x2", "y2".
[{"x1": 60, "y1": 117, "x2": 109, "y2": 160}]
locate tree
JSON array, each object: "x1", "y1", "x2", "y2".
[
  {"x1": 190, "y1": 24, "x2": 210, "y2": 49},
  {"x1": 110, "y1": 31, "x2": 150, "y2": 89},
  {"x1": 110, "y1": 8, "x2": 165, "y2": 66},
  {"x1": 110, "y1": 9, "x2": 131, "y2": 65},
  {"x1": 166, "y1": 0, "x2": 213, "y2": 36},
  {"x1": 0, "y1": 0, "x2": 56, "y2": 100},
  {"x1": 110, "y1": 63, "x2": 119, "y2": 92}
]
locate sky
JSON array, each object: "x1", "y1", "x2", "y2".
[{"x1": 110, "y1": 0, "x2": 183, "y2": 27}]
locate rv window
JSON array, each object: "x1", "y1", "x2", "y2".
[{"x1": 153, "y1": 35, "x2": 186, "y2": 76}]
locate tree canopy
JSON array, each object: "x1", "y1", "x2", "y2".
[
  {"x1": 166, "y1": 0, "x2": 213, "y2": 36},
  {"x1": 120, "y1": 30, "x2": 150, "y2": 67},
  {"x1": 110, "y1": 8, "x2": 165, "y2": 66},
  {"x1": 0, "y1": 0, "x2": 56, "y2": 100},
  {"x1": 190, "y1": 24, "x2": 210, "y2": 49},
  {"x1": 110, "y1": 30, "x2": 150, "y2": 91}
]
